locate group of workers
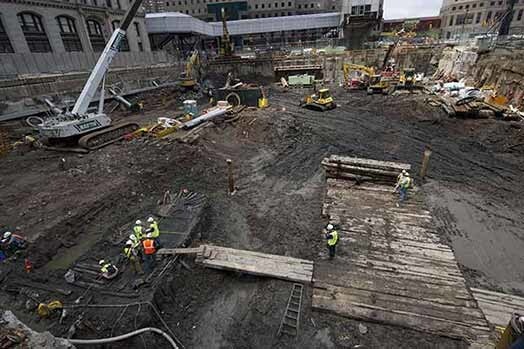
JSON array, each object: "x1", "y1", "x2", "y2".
[
  {"x1": 99, "y1": 216, "x2": 162, "y2": 278},
  {"x1": 324, "y1": 170, "x2": 413, "y2": 259},
  {"x1": 0, "y1": 231, "x2": 28, "y2": 261}
]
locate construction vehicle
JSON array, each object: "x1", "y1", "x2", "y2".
[
  {"x1": 399, "y1": 68, "x2": 416, "y2": 89},
  {"x1": 34, "y1": 0, "x2": 143, "y2": 150},
  {"x1": 219, "y1": 8, "x2": 233, "y2": 57},
  {"x1": 300, "y1": 88, "x2": 336, "y2": 112},
  {"x1": 179, "y1": 50, "x2": 200, "y2": 89},
  {"x1": 342, "y1": 63, "x2": 375, "y2": 90},
  {"x1": 367, "y1": 75, "x2": 391, "y2": 95}
]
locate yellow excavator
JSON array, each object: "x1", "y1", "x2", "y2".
[
  {"x1": 398, "y1": 68, "x2": 416, "y2": 89},
  {"x1": 179, "y1": 50, "x2": 200, "y2": 90},
  {"x1": 342, "y1": 63, "x2": 376, "y2": 90},
  {"x1": 301, "y1": 88, "x2": 336, "y2": 112}
]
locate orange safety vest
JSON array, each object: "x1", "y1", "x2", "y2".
[{"x1": 142, "y1": 239, "x2": 156, "y2": 255}]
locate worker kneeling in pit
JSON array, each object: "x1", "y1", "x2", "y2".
[
  {"x1": 99, "y1": 259, "x2": 119, "y2": 279},
  {"x1": 1, "y1": 231, "x2": 28, "y2": 255}
]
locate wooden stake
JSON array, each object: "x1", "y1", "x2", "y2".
[
  {"x1": 420, "y1": 146, "x2": 432, "y2": 180},
  {"x1": 226, "y1": 159, "x2": 235, "y2": 194}
]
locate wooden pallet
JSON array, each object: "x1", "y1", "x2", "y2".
[
  {"x1": 471, "y1": 288, "x2": 524, "y2": 328},
  {"x1": 313, "y1": 173, "x2": 494, "y2": 347},
  {"x1": 195, "y1": 245, "x2": 314, "y2": 284}
]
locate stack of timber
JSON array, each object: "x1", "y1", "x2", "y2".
[
  {"x1": 471, "y1": 288, "x2": 524, "y2": 329},
  {"x1": 321, "y1": 155, "x2": 411, "y2": 185},
  {"x1": 195, "y1": 245, "x2": 314, "y2": 284},
  {"x1": 314, "y1": 157, "x2": 494, "y2": 347}
]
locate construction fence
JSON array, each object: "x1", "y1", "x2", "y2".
[{"x1": 0, "y1": 51, "x2": 173, "y2": 80}]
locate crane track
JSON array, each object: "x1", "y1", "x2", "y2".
[{"x1": 78, "y1": 122, "x2": 139, "y2": 150}]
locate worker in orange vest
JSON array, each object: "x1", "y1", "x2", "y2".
[{"x1": 142, "y1": 233, "x2": 158, "y2": 274}]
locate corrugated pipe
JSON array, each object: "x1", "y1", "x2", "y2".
[{"x1": 65, "y1": 327, "x2": 178, "y2": 348}]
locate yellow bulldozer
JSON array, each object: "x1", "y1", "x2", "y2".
[{"x1": 300, "y1": 88, "x2": 336, "y2": 112}]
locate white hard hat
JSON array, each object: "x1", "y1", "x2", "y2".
[
  {"x1": 135, "y1": 220, "x2": 142, "y2": 225},
  {"x1": 327, "y1": 224, "x2": 334, "y2": 231},
  {"x1": 146, "y1": 233, "x2": 152, "y2": 238},
  {"x1": 405, "y1": 172, "x2": 410, "y2": 177},
  {"x1": 402, "y1": 170, "x2": 407, "y2": 175},
  {"x1": 147, "y1": 217, "x2": 154, "y2": 223},
  {"x1": 129, "y1": 234, "x2": 137, "y2": 242},
  {"x1": 3, "y1": 232, "x2": 12, "y2": 239},
  {"x1": 125, "y1": 240, "x2": 133, "y2": 246},
  {"x1": 99, "y1": 259, "x2": 105, "y2": 265}
]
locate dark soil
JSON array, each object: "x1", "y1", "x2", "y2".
[{"x1": 1, "y1": 86, "x2": 523, "y2": 348}]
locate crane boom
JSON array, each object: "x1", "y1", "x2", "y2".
[{"x1": 72, "y1": 0, "x2": 144, "y2": 115}]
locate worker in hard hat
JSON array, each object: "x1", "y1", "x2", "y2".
[
  {"x1": 1, "y1": 231, "x2": 27, "y2": 254},
  {"x1": 141, "y1": 233, "x2": 159, "y2": 274},
  {"x1": 123, "y1": 239, "x2": 143, "y2": 275},
  {"x1": 133, "y1": 220, "x2": 144, "y2": 241},
  {"x1": 394, "y1": 170, "x2": 408, "y2": 193},
  {"x1": 325, "y1": 224, "x2": 339, "y2": 259},
  {"x1": 398, "y1": 172, "x2": 413, "y2": 205},
  {"x1": 99, "y1": 259, "x2": 118, "y2": 279},
  {"x1": 146, "y1": 216, "x2": 161, "y2": 246}
]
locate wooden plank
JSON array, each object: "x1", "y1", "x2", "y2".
[
  {"x1": 201, "y1": 245, "x2": 314, "y2": 265},
  {"x1": 312, "y1": 289, "x2": 490, "y2": 341},
  {"x1": 157, "y1": 247, "x2": 203, "y2": 255},
  {"x1": 313, "y1": 284, "x2": 487, "y2": 326},
  {"x1": 200, "y1": 258, "x2": 312, "y2": 284},
  {"x1": 327, "y1": 155, "x2": 411, "y2": 172},
  {"x1": 471, "y1": 288, "x2": 524, "y2": 327},
  {"x1": 196, "y1": 245, "x2": 314, "y2": 284},
  {"x1": 314, "y1": 263, "x2": 473, "y2": 301}
]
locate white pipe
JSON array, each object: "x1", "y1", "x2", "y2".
[
  {"x1": 64, "y1": 327, "x2": 178, "y2": 348},
  {"x1": 183, "y1": 107, "x2": 229, "y2": 129}
]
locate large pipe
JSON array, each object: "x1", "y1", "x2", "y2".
[
  {"x1": 65, "y1": 327, "x2": 178, "y2": 348},
  {"x1": 183, "y1": 107, "x2": 229, "y2": 129}
]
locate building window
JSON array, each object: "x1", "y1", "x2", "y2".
[
  {"x1": 106, "y1": 0, "x2": 112, "y2": 7},
  {"x1": 111, "y1": 20, "x2": 129, "y2": 51},
  {"x1": 0, "y1": 16, "x2": 14, "y2": 53},
  {"x1": 138, "y1": 42, "x2": 143, "y2": 51},
  {"x1": 57, "y1": 16, "x2": 82, "y2": 52},
  {"x1": 449, "y1": 15, "x2": 454, "y2": 26},
  {"x1": 18, "y1": 12, "x2": 52, "y2": 52},
  {"x1": 93, "y1": 0, "x2": 98, "y2": 6},
  {"x1": 518, "y1": 9, "x2": 523, "y2": 21},
  {"x1": 275, "y1": 2, "x2": 278, "y2": 7},
  {"x1": 86, "y1": 19, "x2": 105, "y2": 51},
  {"x1": 479, "y1": 2, "x2": 484, "y2": 7},
  {"x1": 117, "y1": 0, "x2": 122, "y2": 9},
  {"x1": 476, "y1": 12, "x2": 482, "y2": 23}
]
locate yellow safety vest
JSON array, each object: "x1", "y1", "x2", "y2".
[
  {"x1": 150, "y1": 222, "x2": 160, "y2": 238},
  {"x1": 133, "y1": 225, "x2": 143, "y2": 240},
  {"x1": 100, "y1": 263, "x2": 111, "y2": 273},
  {"x1": 328, "y1": 230, "x2": 339, "y2": 246},
  {"x1": 400, "y1": 177, "x2": 412, "y2": 189},
  {"x1": 124, "y1": 247, "x2": 132, "y2": 258}
]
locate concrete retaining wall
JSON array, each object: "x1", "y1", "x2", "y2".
[{"x1": 0, "y1": 51, "x2": 172, "y2": 79}]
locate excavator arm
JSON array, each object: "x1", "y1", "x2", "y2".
[{"x1": 72, "y1": 0, "x2": 144, "y2": 115}]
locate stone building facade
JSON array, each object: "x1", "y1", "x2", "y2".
[
  {"x1": 0, "y1": 0, "x2": 151, "y2": 54},
  {"x1": 440, "y1": 0, "x2": 524, "y2": 39}
]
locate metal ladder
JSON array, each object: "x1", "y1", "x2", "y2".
[{"x1": 278, "y1": 283, "x2": 304, "y2": 337}]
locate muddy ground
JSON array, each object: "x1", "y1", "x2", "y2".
[{"x1": 0, "y1": 86, "x2": 523, "y2": 348}]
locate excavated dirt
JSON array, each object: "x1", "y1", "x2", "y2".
[{"x1": 1, "y1": 86, "x2": 523, "y2": 348}]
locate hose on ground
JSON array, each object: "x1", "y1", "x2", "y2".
[{"x1": 64, "y1": 327, "x2": 178, "y2": 348}]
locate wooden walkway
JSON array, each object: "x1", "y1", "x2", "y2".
[
  {"x1": 472, "y1": 287, "x2": 524, "y2": 328},
  {"x1": 195, "y1": 245, "x2": 314, "y2": 284},
  {"x1": 313, "y1": 178, "x2": 494, "y2": 347}
]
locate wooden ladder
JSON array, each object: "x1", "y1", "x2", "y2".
[{"x1": 278, "y1": 283, "x2": 304, "y2": 337}]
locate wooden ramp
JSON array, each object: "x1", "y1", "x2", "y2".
[
  {"x1": 313, "y1": 175, "x2": 494, "y2": 347},
  {"x1": 472, "y1": 288, "x2": 524, "y2": 328},
  {"x1": 196, "y1": 245, "x2": 314, "y2": 284}
]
